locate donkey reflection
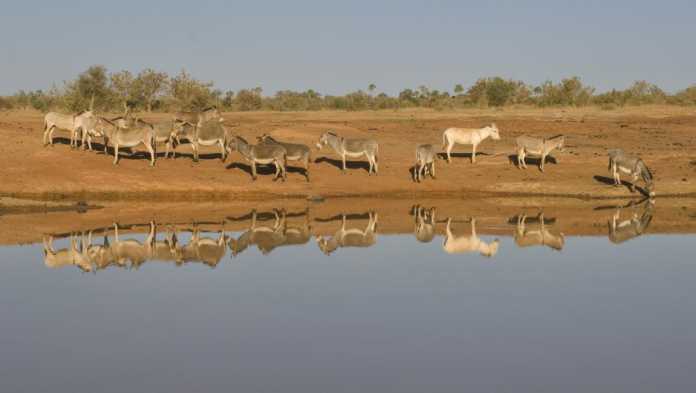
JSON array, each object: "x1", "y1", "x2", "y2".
[
  {"x1": 443, "y1": 218, "x2": 499, "y2": 257},
  {"x1": 509, "y1": 212, "x2": 565, "y2": 251},
  {"x1": 316, "y1": 211, "x2": 378, "y2": 255},
  {"x1": 606, "y1": 198, "x2": 654, "y2": 244},
  {"x1": 228, "y1": 209, "x2": 311, "y2": 256},
  {"x1": 412, "y1": 205, "x2": 437, "y2": 243},
  {"x1": 173, "y1": 223, "x2": 228, "y2": 268},
  {"x1": 43, "y1": 234, "x2": 93, "y2": 273}
]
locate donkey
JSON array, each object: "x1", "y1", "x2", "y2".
[
  {"x1": 512, "y1": 212, "x2": 565, "y2": 251},
  {"x1": 109, "y1": 223, "x2": 151, "y2": 269},
  {"x1": 76, "y1": 114, "x2": 105, "y2": 151},
  {"x1": 174, "y1": 106, "x2": 223, "y2": 127},
  {"x1": 96, "y1": 117, "x2": 156, "y2": 166},
  {"x1": 316, "y1": 131, "x2": 379, "y2": 175},
  {"x1": 608, "y1": 198, "x2": 654, "y2": 244},
  {"x1": 42, "y1": 234, "x2": 93, "y2": 273},
  {"x1": 229, "y1": 209, "x2": 288, "y2": 256},
  {"x1": 607, "y1": 149, "x2": 655, "y2": 197},
  {"x1": 316, "y1": 211, "x2": 378, "y2": 255},
  {"x1": 43, "y1": 111, "x2": 93, "y2": 147},
  {"x1": 412, "y1": 205, "x2": 437, "y2": 243},
  {"x1": 414, "y1": 144, "x2": 436, "y2": 182},
  {"x1": 515, "y1": 135, "x2": 565, "y2": 172},
  {"x1": 151, "y1": 120, "x2": 181, "y2": 159},
  {"x1": 173, "y1": 223, "x2": 228, "y2": 268},
  {"x1": 443, "y1": 218, "x2": 499, "y2": 257},
  {"x1": 442, "y1": 123, "x2": 500, "y2": 163},
  {"x1": 70, "y1": 111, "x2": 97, "y2": 149},
  {"x1": 175, "y1": 119, "x2": 227, "y2": 162},
  {"x1": 227, "y1": 135, "x2": 287, "y2": 181},
  {"x1": 257, "y1": 134, "x2": 312, "y2": 181},
  {"x1": 43, "y1": 112, "x2": 74, "y2": 146}
]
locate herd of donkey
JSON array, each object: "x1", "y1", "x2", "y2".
[
  {"x1": 41, "y1": 106, "x2": 655, "y2": 196},
  {"x1": 42, "y1": 197, "x2": 654, "y2": 273}
]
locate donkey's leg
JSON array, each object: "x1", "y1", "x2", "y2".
[
  {"x1": 48, "y1": 126, "x2": 56, "y2": 146},
  {"x1": 191, "y1": 142, "x2": 199, "y2": 162},
  {"x1": 471, "y1": 144, "x2": 477, "y2": 163},
  {"x1": 113, "y1": 144, "x2": 120, "y2": 165},
  {"x1": 272, "y1": 160, "x2": 280, "y2": 181},
  {"x1": 540, "y1": 153, "x2": 546, "y2": 172},
  {"x1": 446, "y1": 142, "x2": 453, "y2": 163},
  {"x1": 219, "y1": 140, "x2": 226, "y2": 162},
  {"x1": 342, "y1": 154, "x2": 347, "y2": 173},
  {"x1": 430, "y1": 161, "x2": 436, "y2": 179},
  {"x1": 43, "y1": 125, "x2": 50, "y2": 146},
  {"x1": 146, "y1": 142, "x2": 155, "y2": 166},
  {"x1": 251, "y1": 162, "x2": 257, "y2": 181}
]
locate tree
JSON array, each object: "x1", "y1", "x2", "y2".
[
  {"x1": 235, "y1": 87, "x2": 263, "y2": 111},
  {"x1": 368, "y1": 83, "x2": 376, "y2": 95},
  {"x1": 454, "y1": 84, "x2": 464, "y2": 95},
  {"x1": 168, "y1": 70, "x2": 215, "y2": 111},
  {"x1": 64, "y1": 65, "x2": 111, "y2": 111},
  {"x1": 133, "y1": 69, "x2": 168, "y2": 112},
  {"x1": 110, "y1": 70, "x2": 135, "y2": 112}
]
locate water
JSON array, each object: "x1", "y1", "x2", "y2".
[{"x1": 0, "y1": 200, "x2": 694, "y2": 393}]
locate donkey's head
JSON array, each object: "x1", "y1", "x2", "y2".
[
  {"x1": 316, "y1": 131, "x2": 333, "y2": 150},
  {"x1": 488, "y1": 123, "x2": 501, "y2": 140}
]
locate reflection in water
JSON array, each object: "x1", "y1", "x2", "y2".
[
  {"x1": 443, "y1": 217, "x2": 500, "y2": 257},
  {"x1": 412, "y1": 205, "x2": 436, "y2": 243},
  {"x1": 36, "y1": 198, "x2": 667, "y2": 272},
  {"x1": 606, "y1": 198, "x2": 655, "y2": 244},
  {"x1": 510, "y1": 212, "x2": 565, "y2": 251},
  {"x1": 228, "y1": 209, "x2": 311, "y2": 256},
  {"x1": 43, "y1": 234, "x2": 93, "y2": 272},
  {"x1": 315, "y1": 211, "x2": 378, "y2": 255},
  {"x1": 173, "y1": 223, "x2": 228, "y2": 268}
]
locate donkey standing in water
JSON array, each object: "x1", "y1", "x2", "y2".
[
  {"x1": 607, "y1": 149, "x2": 655, "y2": 197},
  {"x1": 442, "y1": 123, "x2": 501, "y2": 163},
  {"x1": 316, "y1": 131, "x2": 379, "y2": 175},
  {"x1": 515, "y1": 135, "x2": 565, "y2": 172},
  {"x1": 257, "y1": 134, "x2": 312, "y2": 181},
  {"x1": 413, "y1": 144, "x2": 436, "y2": 182},
  {"x1": 227, "y1": 135, "x2": 287, "y2": 181}
]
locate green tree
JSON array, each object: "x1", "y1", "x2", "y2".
[
  {"x1": 133, "y1": 69, "x2": 169, "y2": 112},
  {"x1": 168, "y1": 70, "x2": 215, "y2": 111},
  {"x1": 64, "y1": 65, "x2": 112, "y2": 111},
  {"x1": 110, "y1": 70, "x2": 135, "y2": 112}
]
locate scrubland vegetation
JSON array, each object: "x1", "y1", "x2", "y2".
[{"x1": 2, "y1": 65, "x2": 695, "y2": 113}]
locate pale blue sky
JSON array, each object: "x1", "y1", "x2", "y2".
[{"x1": 1, "y1": 0, "x2": 694, "y2": 95}]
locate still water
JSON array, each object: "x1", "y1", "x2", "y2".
[{"x1": 0, "y1": 200, "x2": 694, "y2": 393}]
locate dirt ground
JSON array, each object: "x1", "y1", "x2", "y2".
[{"x1": 1, "y1": 106, "x2": 695, "y2": 200}]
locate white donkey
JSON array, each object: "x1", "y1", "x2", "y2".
[
  {"x1": 443, "y1": 218, "x2": 499, "y2": 257},
  {"x1": 442, "y1": 123, "x2": 500, "y2": 163}
]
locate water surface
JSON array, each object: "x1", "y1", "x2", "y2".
[{"x1": 0, "y1": 199, "x2": 694, "y2": 393}]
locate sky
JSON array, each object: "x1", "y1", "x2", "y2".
[{"x1": 1, "y1": 0, "x2": 694, "y2": 95}]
